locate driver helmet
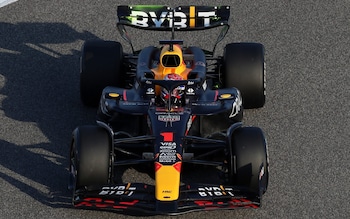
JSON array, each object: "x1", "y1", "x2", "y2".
[
  {"x1": 158, "y1": 44, "x2": 187, "y2": 77},
  {"x1": 161, "y1": 73, "x2": 185, "y2": 106}
]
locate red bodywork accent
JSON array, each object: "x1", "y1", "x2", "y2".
[
  {"x1": 176, "y1": 153, "x2": 182, "y2": 160},
  {"x1": 154, "y1": 162, "x2": 162, "y2": 172},
  {"x1": 173, "y1": 162, "x2": 182, "y2": 172},
  {"x1": 185, "y1": 115, "x2": 196, "y2": 136},
  {"x1": 154, "y1": 153, "x2": 159, "y2": 160},
  {"x1": 123, "y1": 89, "x2": 127, "y2": 101},
  {"x1": 194, "y1": 199, "x2": 259, "y2": 209},
  {"x1": 214, "y1": 90, "x2": 218, "y2": 101},
  {"x1": 120, "y1": 200, "x2": 139, "y2": 206},
  {"x1": 154, "y1": 160, "x2": 182, "y2": 172},
  {"x1": 160, "y1": 132, "x2": 174, "y2": 141},
  {"x1": 75, "y1": 198, "x2": 139, "y2": 209}
]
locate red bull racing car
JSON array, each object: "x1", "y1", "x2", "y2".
[{"x1": 68, "y1": 5, "x2": 269, "y2": 215}]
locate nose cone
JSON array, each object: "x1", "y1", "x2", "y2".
[{"x1": 155, "y1": 162, "x2": 182, "y2": 201}]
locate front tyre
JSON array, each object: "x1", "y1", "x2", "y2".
[
  {"x1": 229, "y1": 127, "x2": 269, "y2": 195},
  {"x1": 69, "y1": 125, "x2": 112, "y2": 191}
]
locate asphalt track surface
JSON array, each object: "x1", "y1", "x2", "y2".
[{"x1": 0, "y1": 1, "x2": 349, "y2": 218}]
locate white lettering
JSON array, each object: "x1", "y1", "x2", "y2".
[
  {"x1": 197, "y1": 11, "x2": 216, "y2": 26},
  {"x1": 172, "y1": 11, "x2": 187, "y2": 28},
  {"x1": 99, "y1": 190, "x2": 110, "y2": 195},
  {"x1": 129, "y1": 8, "x2": 217, "y2": 28},
  {"x1": 197, "y1": 186, "x2": 235, "y2": 197},
  {"x1": 130, "y1": 11, "x2": 149, "y2": 27},
  {"x1": 149, "y1": 11, "x2": 168, "y2": 27},
  {"x1": 214, "y1": 191, "x2": 223, "y2": 196},
  {"x1": 116, "y1": 191, "x2": 124, "y2": 195},
  {"x1": 160, "y1": 142, "x2": 176, "y2": 147},
  {"x1": 158, "y1": 115, "x2": 180, "y2": 122},
  {"x1": 98, "y1": 186, "x2": 136, "y2": 196},
  {"x1": 160, "y1": 145, "x2": 176, "y2": 150},
  {"x1": 199, "y1": 192, "x2": 207, "y2": 197},
  {"x1": 159, "y1": 150, "x2": 177, "y2": 153}
]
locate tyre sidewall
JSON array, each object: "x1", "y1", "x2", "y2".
[
  {"x1": 72, "y1": 125, "x2": 112, "y2": 188},
  {"x1": 230, "y1": 127, "x2": 268, "y2": 194}
]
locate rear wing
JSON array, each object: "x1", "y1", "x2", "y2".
[
  {"x1": 116, "y1": 5, "x2": 231, "y2": 55},
  {"x1": 117, "y1": 5, "x2": 230, "y2": 30}
]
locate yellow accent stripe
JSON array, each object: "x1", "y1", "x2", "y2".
[
  {"x1": 220, "y1": 185, "x2": 226, "y2": 195},
  {"x1": 189, "y1": 6, "x2": 195, "y2": 28}
]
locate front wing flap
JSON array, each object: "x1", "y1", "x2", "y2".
[{"x1": 73, "y1": 183, "x2": 261, "y2": 215}]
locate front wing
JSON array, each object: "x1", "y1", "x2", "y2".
[{"x1": 73, "y1": 183, "x2": 261, "y2": 215}]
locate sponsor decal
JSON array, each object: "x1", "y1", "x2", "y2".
[
  {"x1": 129, "y1": 6, "x2": 217, "y2": 28},
  {"x1": 159, "y1": 155, "x2": 177, "y2": 163},
  {"x1": 198, "y1": 186, "x2": 235, "y2": 197},
  {"x1": 186, "y1": 87, "x2": 195, "y2": 95},
  {"x1": 158, "y1": 114, "x2": 180, "y2": 122},
  {"x1": 146, "y1": 87, "x2": 155, "y2": 95},
  {"x1": 99, "y1": 184, "x2": 136, "y2": 196},
  {"x1": 159, "y1": 149, "x2": 176, "y2": 153},
  {"x1": 160, "y1": 142, "x2": 176, "y2": 149},
  {"x1": 159, "y1": 132, "x2": 177, "y2": 163}
]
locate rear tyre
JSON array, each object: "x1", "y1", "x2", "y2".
[
  {"x1": 80, "y1": 40, "x2": 123, "y2": 106},
  {"x1": 229, "y1": 127, "x2": 268, "y2": 195},
  {"x1": 222, "y1": 43, "x2": 265, "y2": 109},
  {"x1": 70, "y1": 125, "x2": 112, "y2": 189}
]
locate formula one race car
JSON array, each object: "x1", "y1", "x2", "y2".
[{"x1": 68, "y1": 5, "x2": 269, "y2": 215}]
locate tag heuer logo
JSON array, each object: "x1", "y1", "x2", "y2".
[{"x1": 158, "y1": 115, "x2": 180, "y2": 122}]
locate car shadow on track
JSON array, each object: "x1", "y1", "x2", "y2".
[{"x1": 0, "y1": 22, "x2": 100, "y2": 208}]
